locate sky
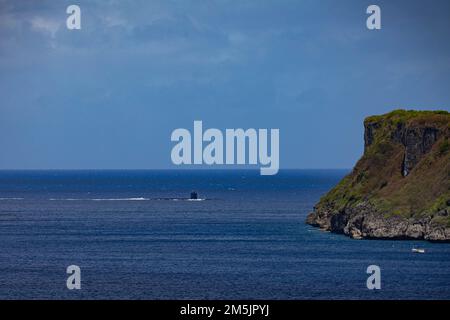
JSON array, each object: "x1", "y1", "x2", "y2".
[{"x1": 0, "y1": 0, "x2": 449, "y2": 169}]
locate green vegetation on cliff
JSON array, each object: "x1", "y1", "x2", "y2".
[{"x1": 316, "y1": 109, "x2": 450, "y2": 226}]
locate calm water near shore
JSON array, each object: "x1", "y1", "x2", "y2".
[{"x1": 0, "y1": 169, "x2": 449, "y2": 299}]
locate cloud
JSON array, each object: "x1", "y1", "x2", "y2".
[{"x1": 30, "y1": 16, "x2": 61, "y2": 37}]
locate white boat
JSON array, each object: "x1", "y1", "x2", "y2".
[{"x1": 412, "y1": 248, "x2": 425, "y2": 254}]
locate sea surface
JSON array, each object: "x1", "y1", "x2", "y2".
[{"x1": 0, "y1": 169, "x2": 449, "y2": 299}]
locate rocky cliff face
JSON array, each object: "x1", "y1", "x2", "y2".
[{"x1": 307, "y1": 110, "x2": 450, "y2": 241}]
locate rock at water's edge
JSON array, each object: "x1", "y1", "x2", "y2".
[{"x1": 306, "y1": 110, "x2": 450, "y2": 241}]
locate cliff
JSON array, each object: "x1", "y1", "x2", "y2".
[{"x1": 306, "y1": 110, "x2": 450, "y2": 241}]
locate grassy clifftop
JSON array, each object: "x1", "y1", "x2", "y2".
[
  {"x1": 364, "y1": 109, "x2": 449, "y2": 123},
  {"x1": 309, "y1": 109, "x2": 450, "y2": 239}
]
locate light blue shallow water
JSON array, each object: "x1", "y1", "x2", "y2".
[{"x1": 0, "y1": 169, "x2": 449, "y2": 299}]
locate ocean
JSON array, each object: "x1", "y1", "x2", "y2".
[{"x1": 0, "y1": 169, "x2": 449, "y2": 299}]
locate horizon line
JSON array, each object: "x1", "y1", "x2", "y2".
[{"x1": 0, "y1": 168, "x2": 351, "y2": 171}]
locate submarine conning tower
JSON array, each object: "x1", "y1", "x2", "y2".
[{"x1": 190, "y1": 191, "x2": 198, "y2": 200}]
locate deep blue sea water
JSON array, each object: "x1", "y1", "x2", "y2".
[{"x1": 0, "y1": 169, "x2": 449, "y2": 300}]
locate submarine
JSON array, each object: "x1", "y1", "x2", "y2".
[{"x1": 190, "y1": 191, "x2": 198, "y2": 200}]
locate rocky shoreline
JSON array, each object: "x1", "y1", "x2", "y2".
[
  {"x1": 307, "y1": 202, "x2": 450, "y2": 241},
  {"x1": 306, "y1": 110, "x2": 450, "y2": 241}
]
